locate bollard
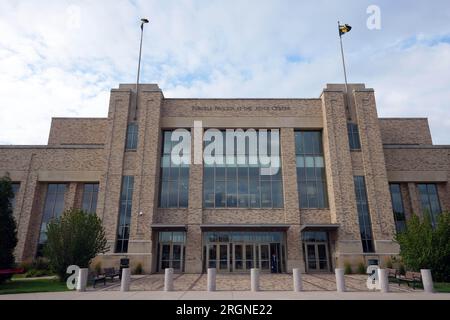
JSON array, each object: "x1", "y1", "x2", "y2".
[
  {"x1": 378, "y1": 269, "x2": 389, "y2": 293},
  {"x1": 207, "y1": 268, "x2": 216, "y2": 292},
  {"x1": 76, "y1": 268, "x2": 88, "y2": 292},
  {"x1": 335, "y1": 268, "x2": 346, "y2": 293},
  {"x1": 251, "y1": 268, "x2": 260, "y2": 292},
  {"x1": 120, "y1": 268, "x2": 131, "y2": 292},
  {"x1": 293, "y1": 268, "x2": 303, "y2": 292},
  {"x1": 164, "y1": 268, "x2": 174, "y2": 292},
  {"x1": 420, "y1": 269, "x2": 434, "y2": 293}
]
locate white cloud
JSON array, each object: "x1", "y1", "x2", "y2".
[{"x1": 0, "y1": 0, "x2": 449, "y2": 144}]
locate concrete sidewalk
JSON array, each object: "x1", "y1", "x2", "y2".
[{"x1": 1, "y1": 290, "x2": 450, "y2": 300}]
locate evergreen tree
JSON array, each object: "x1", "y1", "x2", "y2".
[{"x1": 0, "y1": 175, "x2": 18, "y2": 283}]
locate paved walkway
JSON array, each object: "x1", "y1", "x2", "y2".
[
  {"x1": 3, "y1": 274, "x2": 447, "y2": 300},
  {"x1": 97, "y1": 274, "x2": 417, "y2": 293}
]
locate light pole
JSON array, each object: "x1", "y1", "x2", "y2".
[{"x1": 135, "y1": 18, "x2": 149, "y2": 120}]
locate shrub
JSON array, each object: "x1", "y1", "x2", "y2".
[
  {"x1": 43, "y1": 209, "x2": 108, "y2": 281},
  {"x1": 344, "y1": 262, "x2": 352, "y2": 275},
  {"x1": 0, "y1": 176, "x2": 18, "y2": 284},
  {"x1": 395, "y1": 212, "x2": 450, "y2": 282},
  {"x1": 134, "y1": 263, "x2": 143, "y2": 275},
  {"x1": 357, "y1": 262, "x2": 367, "y2": 275}
]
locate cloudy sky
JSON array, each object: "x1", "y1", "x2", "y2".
[{"x1": 0, "y1": 0, "x2": 449, "y2": 145}]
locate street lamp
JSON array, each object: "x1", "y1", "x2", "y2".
[{"x1": 135, "y1": 18, "x2": 149, "y2": 120}]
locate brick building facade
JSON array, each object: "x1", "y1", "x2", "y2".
[{"x1": 1, "y1": 83, "x2": 449, "y2": 274}]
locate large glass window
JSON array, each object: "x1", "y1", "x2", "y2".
[
  {"x1": 82, "y1": 183, "x2": 99, "y2": 214},
  {"x1": 354, "y1": 176, "x2": 374, "y2": 253},
  {"x1": 389, "y1": 184, "x2": 407, "y2": 233},
  {"x1": 11, "y1": 183, "x2": 20, "y2": 211},
  {"x1": 126, "y1": 123, "x2": 138, "y2": 150},
  {"x1": 159, "y1": 131, "x2": 190, "y2": 208},
  {"x1": 203, "y1": 130, "x2": 283, "y2": 209},
  {"x1": 295, "y1": 131, "x2": 328, "y2": 209},
  {"x1": 418, "y1": 184, "x2": 442, "y2": 227},
  {"x1": 115, "y1": 176, "x2": 134, "y2": 253},
  {"x1": 347, "y1": 123, "x2": 361, "y2": 150},
  {"x1": 39, "y1": 184, "x2": 66, "y2": 245}
]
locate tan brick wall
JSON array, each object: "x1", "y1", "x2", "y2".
[
  {"x1": 48, "y1": 118, "x2": 108, "y2": 145},
  {"x1": 384, "y1": 148, "x2": 448, "y2": 171},
  {"x1": 379, "y1": 118, "x2": 432, "y2": 145}
]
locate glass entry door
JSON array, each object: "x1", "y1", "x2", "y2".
[
  {"x1": 232, "y1": 243, "x2": 257, "y2": 272},
  {"x1": 305, "y1": 243, "x2": 329, "y2": 273},
  {"x1": 207, "y1": 244, "x2": 230, "y2": 271},
  {"x1": 231, "y1": 243, "x2": 280, "y2": 272},
  {"x1": 203, "y1": 232, "x2": 287, "y2": 273},
  {"x1": 159, "y1": 243, "x2": 185, "y2": 272},
  {"x1": 259, "y1": 244, "x2": 270, "y2": 271}
]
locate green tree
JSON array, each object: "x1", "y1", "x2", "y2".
[
  {"x1": 395, "y1": 212, "x2": 450, "y2": 282},
  {"x1": 43, "y1": 209, "x2": 108, "y2": 281},
  {"x1": 0, "y1": 176, "x2": 18, "y2": 284}
]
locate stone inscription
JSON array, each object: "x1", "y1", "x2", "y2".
[{"x1": 191, "y1": 106, "x2": 291, "y2": 112}]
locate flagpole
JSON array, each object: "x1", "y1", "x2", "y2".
[
  {"x1": 338, "y1": 21, "x2": 349, "y2": 95},
  {"x1": 135, "y1": 18, "x2": 149, "y2": 121}
]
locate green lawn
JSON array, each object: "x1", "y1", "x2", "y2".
[
  {"x1": 0, "y1": 278, "x2": 69, "y2": 295},
  {"x1": 434, "y1": 282, "x2": 450, "y2": 293}
]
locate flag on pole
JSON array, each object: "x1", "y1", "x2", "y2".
[{"x1": 339, "y1": 23, "x2": 352, "y2": 36}]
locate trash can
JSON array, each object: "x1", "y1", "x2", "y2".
[{"x1": 119, "y1": 258, "x2": 130, "y2": 279}]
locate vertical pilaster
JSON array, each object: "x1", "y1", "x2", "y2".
[
  {"x1": 99, "y1": 89, "x2": 131, "y2": 252},
  {"x1": 280, "y1": 128, "x2": 300, "y2": 225},
  {"x1": 437, "y1": 184, "x2": 450, "y2": 212},
  {"x1": 280, "y1": 128, "x2": 303, "y2": 271},
  {"x1": 408, "y1": 183, "x2": 422, "y2": 217},
  {"x1": 129, "y1": 89, "x2": 163, "y2": 257},
  {"x1": 185, "y1": 124, "x2": 203, "y2": 273},
  {"x1": 15, "y1": 172, "x2": 41, "y2": 262},
  {"x1": 64, "y1": 182, "x2": 78, "y2": 211},
  {"x1": 354, "y1": 90, "x2": 397, "y2": 243},
  {"x1": 321, "y1": 90, "x2": 362, "y2": 258}
]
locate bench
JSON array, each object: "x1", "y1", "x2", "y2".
[
  {"x1": 397, "y1": 271, "x2": 422, "y2": 289},
  {"x1": 104, "y1": 268, "x2": 120, "y2": 282},
  {"x1": 386, "y1": 268, "x2": 397, "y2": 281},
  {"x1": 89, "y1": 272, "x2": 107, "y2": 288}
]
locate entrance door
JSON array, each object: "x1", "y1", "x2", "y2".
[
  {"x1": 305, "y1": 243, "x2": 329, "y2": 272},
  {"x1": 233, "y1": 244, "x2": 244, "y2": 272},
  {"x1": 204, "y1": 240, "x2": 286, "y2": 273},
  {"x1": 207, "y1": 244, "x2": 230, "y2": 271},
  {"x1": 159, "y1": 243, "x2": 185, "y2": 272},
  {"x1": 232, "y1": 244, "x2": 257, "y2": 272},
  {"x1": 259, "y1": 244, "x2": 271, "y2": 271}
]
